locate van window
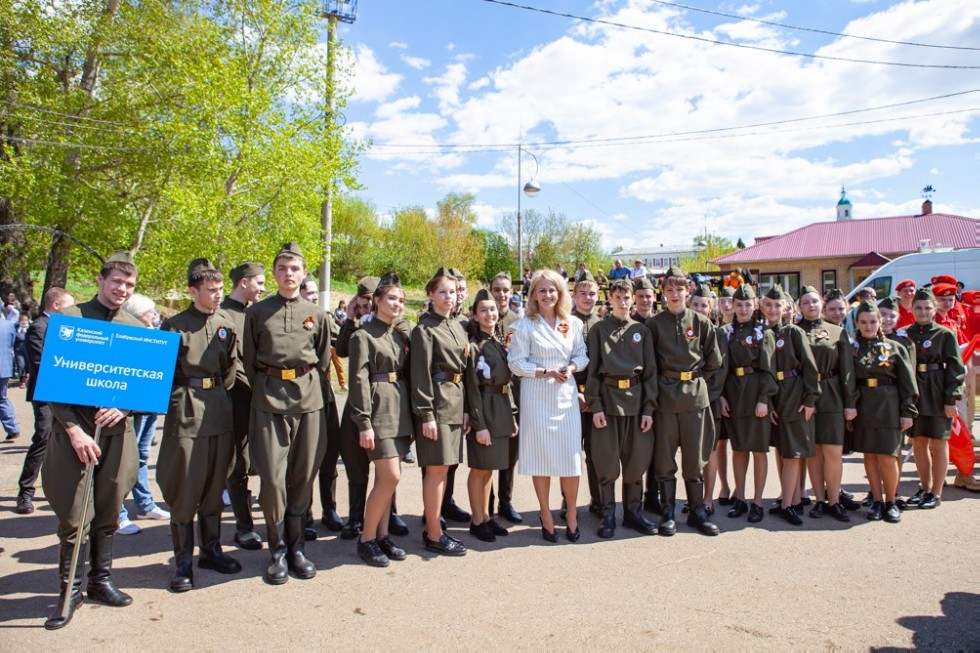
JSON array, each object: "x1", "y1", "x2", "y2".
[{"x1": 868, "y1": 277, "x2": 892, "y2": 299}]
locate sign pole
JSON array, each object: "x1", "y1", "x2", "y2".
[{"x1": 61, "y1": 424, "x2": 102, "y2": 621}]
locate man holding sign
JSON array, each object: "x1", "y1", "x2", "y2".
[{"x1": 41, "y1": 252, "x2": 144, "y2": 629}]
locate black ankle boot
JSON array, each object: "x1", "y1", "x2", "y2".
[
  {"x1": 264, "y1": 521, "x2": 288, "y2": 585},
  {"x1": 285, "y1": 515, "x2": 316, "y2": 580},
  {"x1": 657, "y1": 479, "x2": 677, "y2": 536},
  {"x1": 44, "y1": 542, "x2": 85, "y2": 630},
  {"x1": 198, "y1": 514, "x2": 242, "y2": 574},
  {"x1": 684, "y1": 480, "x2": 720, "y2": 536},
  {"x1": 622, "y1": 482, "x2": 656, "y2": 535},
  {"x1": 86, "y1": 533, "x2": 132, "y2": 607},
  {"x1": 169, "y1": 523, "x2": 195, "y2": 592}
]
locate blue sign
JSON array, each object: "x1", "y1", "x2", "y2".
[{"x1": 33, "y1": 314, "x2": 180, "y2": 414}]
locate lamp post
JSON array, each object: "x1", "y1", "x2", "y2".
[{"x1": 517, "y1": 144, "x2": 540, "y2": 279}]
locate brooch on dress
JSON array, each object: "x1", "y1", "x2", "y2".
[
  {"x1": 557, "y1": 322, "x2": 569, "y2": 337},
  {"x1": 303, "y1": 316, "x2": 315, "y2": 331},
  {"x1": 685, "y1": 327, "x2": 696, "y2": 340}
]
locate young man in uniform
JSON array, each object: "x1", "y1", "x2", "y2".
[
  {"x1": 632, "y1": 276, "x2": 662, "y2": 514},
  {"x1": 243, "y1": 243, "x2": 331, "y2": 584},
  {"x1": 645, "y1": 266, "x2": 723, "y2": 537},
  {"x1": 571, "y1": 272, "x2": 603, "y2": 515},
  {"x1": 15, "y1": 287, "x2": 74, "y2": 515},
  {"x1": 158, "y1": 259, "x2": 242, "y2": 592},
  {"x1": 42, "y1": 252, "x2": 143, "y2": 629},
  {"x1": 585, "y1": 278, "x2": 657, "y2": 538},
  {"x1": 488, "y1": 271, "x2": 523, "y2": 523},
  {"x1": 220, "y1": 262, "x2": 265, "y2": 550}
]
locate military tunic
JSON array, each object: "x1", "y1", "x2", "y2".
[
  {"x1": 243, "y1": 293, "x2": 331, "y2": 525},
  {"x1": 905, "y1": 321, "x2": 966, "y2": 439},
  {"x1": 645, "y1": 308, "x2": 722, "y2": 482},
  {"x1": 799, "y1": 318, "x2": 857, "y2": 446},
  {"x1": 42, "y1": 298, "x2": 143, "y2": 544},
  {"x1": 494, "y1": 307, "x2": 523, "y2": 504},
  {"x1": 769, "y1": 323, "x2": 821, "y2": 458},
  {"x1": 335, "y1": 315, "x2": 372, "y2": 485},
  {"x1": 219, "y1": 296, "x2": 255, "y2": 511},
  {"x1": 572, "y1": 308, "x2": 603, "y2": 504},
  {"x1": 851, "y1": 335, "x2": 918, "y2": 455},
  {"x1": 722, "y1": 319, "x2": 778, "y2": 453},
  {"x1": 157, "y1": 306, "x2": 237, "y2": 525},
  {"x1": 349, "y1": 316, "x2": 414, "y2": 461},
  {"x1": 410, "y1": 311, "x2": 468, "y2": 467},
  {"x1": 584, "y1": 315, "x2": 657, "y2": 492},
  {"x1": 707, "y1": 324, "x2": 730, "y2": 439},
  {"x1": 464, "y1": 330, "x2": 517, "y2": 470}
]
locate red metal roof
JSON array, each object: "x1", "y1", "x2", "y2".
[
  {"x1": 713, "y1": 213, "x2": 979, "y2": 264},
  {"x1": 848, "y1": 251, "x2": 890, "y2": 268}
]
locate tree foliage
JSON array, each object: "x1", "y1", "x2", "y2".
[{"x1": 495, "y1": 208, "x2": 604, "y2": 274}]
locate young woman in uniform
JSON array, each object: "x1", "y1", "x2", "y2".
[
  {"x1": 797, "y1": 286, "x2": 857, "y2": 522},
  {"x1": 903, "y1": 288, "x2": 966, "y2": 509},
  {"x1": 411, "y1": 268, "x2": 470, "y2": 556},
  {"x1": 351, "y1": 273, "x2": 414, "y2": 567},
  {"x1": 713, "y1": 286, "x2": 735, "y2": 505},
  {"x1": 721, "y1": 285, "x2": 777, "y2": 524},
  {"x1": 848, "y1": 301, "x2": 918, "y2": 522},
  {"x1": 464, "y1": 290, "x2": 518, "y2": 542},
  {"x1": 877, "y1": 296, "x2": 917, "y2": 508},
  {"x1": 690, "y1": 285, "x2": 728, "y2": 514}
]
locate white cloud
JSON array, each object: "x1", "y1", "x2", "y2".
[
  {"x1": 389, "y1": 41, "x2": 408, "y2": 49},
  {"x1": 349, "y1": 44, "x2": 402, "y2": 103},
  {"x1": 401, "y1": 55, "x2": 431, "y2": 70}
]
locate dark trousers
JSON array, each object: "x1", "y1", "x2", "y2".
[
  {"x1": 317, "y1": 399, "x2": 341, "y2": 512},
  {"x1": 494, "y1": 436, "x2": 520, "y2": 507},
  {"x1": 226, "y1": 385, "x2": 253, "y2": 498},
  {"x1": 18, "y1": 401, "x2": 52, "y2": 496}
]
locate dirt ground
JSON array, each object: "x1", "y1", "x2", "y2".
[{"x1": 0, "y1": 385, "x2": 977, "y2": 650}]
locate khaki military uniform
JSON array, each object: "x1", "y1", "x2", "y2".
[
  {"x1": 799, "y1": 318, "x2": 857, "y2": 446},
  {"x1": 572, "y1": 309, "x2": 603, "y2": 506},
  {"x1": 465, "y1": 330, "x2": 517, "y2": 470},
  {"x1": 43, "y1": 298, "x2": 143, "y2": 546},
  {"x1": 851, "y1": 335, "x2": 919, "y2": 455},
  {"x1": 905, "y1": 321, "x2": 966, "y2": 439},
  {"x1": 723, "y1": 320, "x2": 778, "y2": 452},
  {"x1": 493, "y1": 308, "x2": 522, "y2": 508},
  {"x1": 769, "y1": 323, "x2": 820, "y2": 458},
  {"x1": 243, "y1": 294, "x2": 331, "y2": 528},
  {"x1": 410, "y1": 312, "x2": 468, "y2": 467},
  {"x1": 157, "y1": 306, "x2": 236, "y2": 525}
]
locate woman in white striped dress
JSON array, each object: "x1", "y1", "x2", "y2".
[{"x1": 508, "y1": 269, "x2": 589, "y2": 542}]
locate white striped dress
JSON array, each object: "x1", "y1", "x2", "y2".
[{"x1": 508, "y1": 315, "x2": 589, "y2": 476}]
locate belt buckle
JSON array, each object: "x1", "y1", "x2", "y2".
[
  {"x1": 617, "y1": 379, "x2": 630, "y2": 389},
  {"x1": 452, "y1": 373, "x2": 462, "y2": 384},
  {"x1": 679, "y1": 371, "x2": 693, "y2": 381},
  {"x1": 578, "y1": 385, "x2": 586, "y2": 393},
  {"x1": 817, "y1": 373, "x2": 823, "y2": 383},
  {"x1": 866, "y1": 378, "x2": 878, "y2": 388},
  {"x1": 388, "y1": 372, "x2": 398, "y2": 383},
  {"x1": 281, "y1": 368, "x2": 296, "y2": 380},
  {"x1": 201, "y1": 378, "x2": 215, "y2": 389},
  {"x1": 735, "y1": 368, "x2": 745, "y2": 377},
  {"x1": 776, "y1": 371, "x2": 785, "y2": 381},
  {"x1": 916, "y1": 364, "x2": 926, "y2": 373}
]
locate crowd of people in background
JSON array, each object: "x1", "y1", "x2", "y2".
[{"x1": 0, "y1": 247, "x2": 975, "y2": 632}]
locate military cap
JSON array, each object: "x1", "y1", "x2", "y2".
[
  {"x1": 301, "y1": 274, "x2": 316, "y2": 287},
  {"x1": 691, "y1": 283, "x2": 712, "y2": 298},
  {"x1": 494, "y1": 270, "x2": 512, "y2": 281},
  {"x1": 275, "y1": 241, "x2": 304, "y2": 262},
  {"x1": 664, "y1": 265, "x2": 686, "y2": 280},
  {"x1": 187, "y1": 257, "x2": 216, "y2": 284},
  {"x1": 896, "y1": 279, "x2": 915, "y2": 292},
  {"x1": 471, "y1": 288, "x2": 493, "y2": 309},
  {"x1": 229, "y1": 262, "x2": 263, "y2": 284},
  {"x1": 932, "y1": 283, "x2": 956, "y2": 298},
  {"x1": 733, "y1": 285, "x2": 756, "y2": 300},
  {"x1": 877, "y1": 296, "x2": 899, "y2": 311},
  {"x1": 357, "y1": 276, "x2": 381, "y2": 297},
  {"x1": 799, "y1": 285, "x2": 820, "y2": 298},
  {"x1": 575, "y1": 271, "x2": 596, "y2": 283},
  {"x1": 823, "y1": 288, "x2": 845, "y2": 302},
  {"x1": 429, "y1": 267, "x2": 454, "y2": 284},
  {"x1": 377, "y1": 271, "x2": 402, "y2": 292},
  {"x1": 632, "y1": 276, "x2": 655, "y2": 292},
  {"x1": 105, "y1": 250, "x2": 135, "y2": 266},
  {"x1": 718, "y1": 286, "x2": 735, "y2": 298},
  {"x1": 913, "y1": 288, "x2": 936, "y2": 303},
  {"x1": 855, "y1": 300, "x2": 878, "y2": 315},
  {"x1": 448, "y1": 267, "x2": 465, "y2": 280},
  {"x1": 763, "y1": 285, "x2": 784, "y2": 301}
]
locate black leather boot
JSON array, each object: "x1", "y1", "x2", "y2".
[
  {"x1": 44, "y1": 542, "x2": 85, "y2": 630},
  {"x1": 657, "y1": 479, "x2": 677, "y2": 536},
  {"x1": 622, "y1": 482, "x2": 656, "y2": 535},
  {"x1": 685, "y1": 480, "x2": 720, "y2": 536},
  {"x1": 169, "y1": 523, "x2": 195, "y2": 593},
  {"x1": 596, "y1": 484, "x2": 617, "y2": 539},
  {"x1": 265, "y1": 521, "x2": 288, "y2": 585},
  {"x1": 341, "y1": 483, "x2": 367, "y2": 540},
  {"x1": 86, "y1": 533, "x2": 133, "y2": 607},
  {"x1": 230, "y1": 491, "x2": 262, "y2": 550},
  {"x1": 198, "y1": 514, "x2": 242, "y2": 574},
  {"x1": 644, "y1": 474, "x2": 663, "y2": 515},
  {"x1": 285, "y1": 515, "x2": 316, "y2": 580}
]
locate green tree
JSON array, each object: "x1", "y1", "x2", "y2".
[
  {"x1": 478, "y1": 229, "x2": 515, "y2": 282},
  {"x1": 737, "y1": 237, "x2": 747, "y2": 249},
  {"x1": 677, "y1": 233, "x2": 737, "y2": 273},
  {"x1": 332, "y1": 195, "x2": 381, "y2": 282},
  {"x1": 435, "y1": 192, "x2": 484, "y2": 281}
]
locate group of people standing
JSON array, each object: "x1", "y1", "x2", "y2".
[{"x1": 17, "y1": 244, "x2": 971, "y2": 631}]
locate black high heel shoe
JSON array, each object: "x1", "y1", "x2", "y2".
[
  {"x1": 565, "y1": 526, "x2": 581, "y2": 542},
  {"x1": 541, "y1": 527, "x2": 558, "y2": 542}
]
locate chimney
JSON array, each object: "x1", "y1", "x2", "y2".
[{"x1": 921, "y1": 199, "x2": 933, "y2": 215}]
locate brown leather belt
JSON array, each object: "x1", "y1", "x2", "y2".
[
  {"x1": 917, "y1": 363, "x2": 943, "y2": 373},
  {"x1": 775, "y1": 369, "x2": 799, "y2": 381},
  {"x1": 732, "y1": 366, "x2": 756, "y2": 377},
  {"x1": 369, "y1": 372, "x2": 402, "y2": 383},
  {"x1": 862, "y1": 378, "x2": 894, "y2": 387},
  {"x1": 261, "y1": 365, "x2": 315, "y2": 380},
  {"x1": 433, "y1": 371, "x2": 463, "y2": 383},
  {"x1": 818, "y1": 370, "x2": 838, "y2": 382},
  {"x1": 175, "y1": 376, "x2": 222, "y2": 389},
  {"x1": 603, "y1": 375, "x2": 640, "y2": 389},
  {"x1": 660, "y1": 370, "x2": 701, "y2": 381},
  {"x1": 481, "y1": 384, "x2": 509, "y2": 395}
]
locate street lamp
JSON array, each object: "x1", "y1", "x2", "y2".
[{"x1": 517, "y1": 144, "x2": 540, "y2": 279}]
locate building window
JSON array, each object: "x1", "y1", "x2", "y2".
[
  {"x1": 759, "y1": 272, "x2": 800, "y2": 299},
  {"x1": 822, "y1": 270, "x2": 837, "y2": 294}
]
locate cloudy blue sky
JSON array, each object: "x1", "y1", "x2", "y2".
[{"x1": 332, "y1": 0, "x2": 978, "y2": 251}]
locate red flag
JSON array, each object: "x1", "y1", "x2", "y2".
[{"x1": 949, "y1": 414, "x2": 976, "y2": 476}]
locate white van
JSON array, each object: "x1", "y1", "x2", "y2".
[{"x1": 846, "y1": 248, "x2": 980, "y2": 301}]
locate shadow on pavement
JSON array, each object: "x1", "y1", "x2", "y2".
[{"x1": 875, "y1": 591, "x2": 980, "y2": 650}]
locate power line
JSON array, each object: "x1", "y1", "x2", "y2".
[
  {"x1": 366, "y1": 90, "x2": 979, "y2": 151},
  {"x1": 648, "y1": 0, "x2": 980, "y2": 51},
  {"x1": 477, "y1": 0, "x2": 980, "y2": 69}
]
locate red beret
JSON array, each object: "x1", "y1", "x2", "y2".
[
  {"x1": 895, "y1": 279, "x2": 915, "y2": 291},
  {"x1": 961, "y1": 290, "x2": 979, "y2": 305},
  {"x1": 932, "y1": 283, "x2": 957, "y2": 297},
  {"x1": 931, "y1": 274, "x2": 957, "y2": 286}
]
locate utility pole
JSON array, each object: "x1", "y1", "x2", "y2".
[{"x1": 318, "y1": 1, "x2": 357, "y2": 311}]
